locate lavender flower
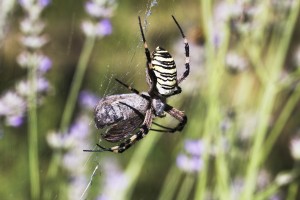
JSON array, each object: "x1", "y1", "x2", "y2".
[
  {"x1": 19, "y1": 0, "x2": 51, "y2": 10},
  {"x1": 290, "y1": 134, "x2": 300, "y2": 161},
  {"x1": 68, "y1": 176, "x2": 89, "y2": 200},
  {"x1": 225, "y1": 51, "x2": 248, "y2": 74},
  {"x1": 0, "y1": 1, "x2": 16, "y2": 44},
  {"x1": 176, "y1": 153, "x2": 203, "y2": 173},
  {"x1": 176, "y1": 139, "x2": 204, "y2": 173},
  {"x1": 184, "y1": 139, "x2": 204, "y2": 156},
  {"x1": 96, "y1": 157, "x2": 128, "y2": 199},
  {"x1": 211, "y1": 1, "x2": 261, "y2": 48},
  {"x1": 20, "y1": 35, "x2": 48, "y2": 49},
  {"x1": 17, "y1": 77, "x2": 49, "y2": 95},
  {"x1": 79, "y1": 90, "x2": 100, "y2": 110},
  {"x1": 81, "y1": 19, "x2": 112, "y2": 37},
  {"x1": 85, "y1": 0, "x2": 117, "y2": 18},
  {"x1": 0, "y1": 92, "x2": 26, "y2": 127},
  {"x1": 230, "y1": 177, "x2": 244, "y2": 200},
  {"x1": 17, "y1": 52, "x2": 52, "y2": 73},
  {"x1": 82, "y1": 0, "x2": 117, "y2": 38}
]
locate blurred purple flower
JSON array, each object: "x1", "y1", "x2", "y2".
[
  {"x1": 47, "y1": 115, "x2": 91, "y2": 171},
  {"x1": 39, "y1": 0, "x2": 51, "y2": 7},
  {"x1": 68, "y1": 176, "x2": 88, "y2": 200},
  {"x1": 176, "y1": 153, "x2": 203, "y2": 173},
  {"x1": 176, "y1": 139, "x2": 204, "y2": 173},
  {"x1": 0, "y1": 92, "x2": 26, "y2": 127},
  {"x1": 37, "y1": 77, "x2": 50, "y2": 93},
  {"x1": 38, "y1": 55, "x2": 52, "y2": 73},
  {"x1": 17, "y1": 52, "x2": 52, "y2": 73},
  {"x1": 20, "y1": 35, "x2": 48, "y2": 49},
  {"x1": 85, "y1": 0, "x2": 117, "y2": 18},
  {"x1": 96, "y1": 19, "x2": 112, "y2": 36},
  {"x1": 79, "y1": 90, "x2": 99, "y2": 110},
  {"x1": 20, "y1": 18, "x2": 45, "y2": 35},
  {"x1": 15, "y1": 77, "x2": 50, "y2": 97},
  {"x1": 184, "y1": 139, "x2": 204, "y2": 156},
  {"x1": 47, "y1": 131, "x2": 71, "y2": 149},
  {"x1": 290, "y1": 135, "x2": 300, "y2": 160},
  {"x1": 19, "y1": 0, "x2": 51, "y2": 9},
  {"x1": 96, "y1": 158, "x2": 128, "y2": 199},
  {"x1": 7, "y1": 115, "x2": 24, "y2": 127},
  {"x1": 81, "y1": 19, "x2": 112, "y2": 37},
  {"x1": 225, "y1": 51, "x2": 248, "y2": 73},
  {"x1": 69, "y1": 117, "x2": 91, "y2": 140}
]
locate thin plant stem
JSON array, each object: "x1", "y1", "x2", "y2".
[
  {"x1": 241, "y1": 2, "x2": 300, "y2": 198},
  {"x1": 60, "y1": 35, "x2": 96, "y2": 133},
  {"x1": 158, "y1": 166, "x2": 182, "y2": 200},
  {"x1": 28, "y1": 63, "x2": 40, "y2": 200},
  {"x1": 195, "y1": 1, "x2": 214, "y2": 199},
  {"x1": 241, "y1": 76, "x2": 278, "y2": 200},
  {"x1": 176, "y1": 174, "x2": 195, "y2": 200},
  {"x1": 262, "y1": 84, "x2": 300, "y2": 161},
  {"x1": 254, "y1": 183, "x2": 279, "y2": 200},
  {"x1": 286, "y1": 183, "x2": 298, "y2": 200},
  {"x1": 119, "y1": 133, "x2": 161, "y2": 199},
  {"x1": 45, "y1": 35, "x2": 96, "y2": 199}
]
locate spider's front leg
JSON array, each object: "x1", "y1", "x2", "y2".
[
  {"x1": 164, "y1": 104, "x2": 187, "y2": 132},
  {"x1": 87, "y1": 108, "x2": 153, "y2": 153},
  {"x1": 171, "y1": 15, "x2": 190, "y2": 84}
]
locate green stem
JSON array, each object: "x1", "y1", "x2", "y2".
[
  {"x1": 119, "y1": 133, "x2": 161, "y2": 199},
  {"x1": 262, "y1": 84, "x2": 300, "y2": 161},
  {"x1": 254, "y1": 183, "x2": 279, "y2": 200},
  {"x1": 28, "y1": 63, "x2": 40, "y2": 200},
  {"x1": 241, "y1": 2, "x2": 300, "y2": 199},
  {"x1": 286, "y1": 183, "x2": 298, "y2": 200},
  {"x1": 241, "y1": 80, "x2": 277, "y2": 200},
  {"x1": 45, "y1": 35, "x2": 96, "y2": 199},
  {"x1": 194, "y1": 1, "x2": 214, "y2": 199},
  {"x1": 176, "y1": 174, "x2": 195, "y2": 200},
  {"x1": 60, "y1": 35, "x2": 96, "y2": 133},
  {"x1": 158, "y1": 166, "x2": 182, "y2": 200}
]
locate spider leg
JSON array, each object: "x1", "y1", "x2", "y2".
[
  {"x1": 171, "y1": 15, "x2": 190, "y2": 84},
  {"x1": 120, "y1": 93, "x2": 174, "y2": 132},
  {"x1": 164, "y1": 103, "x2": 187, "y2": 132},
  {"x1": 152, "y1": 121, "x2": 175, "y2": 131},
  {"x1": 138, "y1": 16, "x2": 151, "y2": 66},
  {"x1": 115, "y1": 78, "x2": 150, "y2": 100},
  {"x1": 115, "y1": 78, "x2": 187, "y2": 132},
  {"x1": 83, "y1": 144, "x2": 108, "y2": 152},
  {"x1": 91, "y1": 108, "x2": 153, "y2": 153},
  {"x1": 138, "y1": 16, "x2": 156, "y2": 90}
]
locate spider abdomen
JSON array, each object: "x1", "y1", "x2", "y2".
[
  {"x1": 94, "y1": 94, "x2": 148, "y2": 129},
  {"x1": 151, "y1": 46, "x2": 181, "y2": 96}
]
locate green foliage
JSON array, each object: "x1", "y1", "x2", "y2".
[{"x1": 1, "y1": 0, "x2": 300, "y2": 199}]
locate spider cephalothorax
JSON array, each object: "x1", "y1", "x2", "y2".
[{"x1": 84, "y1": 15, "x2": 190, "y2": 153}]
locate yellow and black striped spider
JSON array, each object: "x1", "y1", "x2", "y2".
[{"x1": 84, "y1": 15, "x2": 190, "y2": 153}]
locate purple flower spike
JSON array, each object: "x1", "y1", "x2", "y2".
[
  {"x1": 79, "y1": 91, "x2": 99, "y2": 110},
  {"x1": 96, "y1": 19, "x2": 112, "y2": 36},
  {"x1": 176, "y1": 153, "x2": 203, "y2": 173},
  {"x1": 7, "y1": 115, "x2": 24, "y2": 127},
  {"x1": 184, "y1": 139, "x2": 204, "y2": 156},
  {"x1": 18, "y1": 0, "x2": 29, "y2": 8},
  {"x1": 39, "y1": 0, "x2": 51, "y2": 8},
  {"x1": 37, "y1": 77, "x2": 50, "y2": 93},
  {"x1": 39, "y1": 55, "x2": 52, "y2": 73}
]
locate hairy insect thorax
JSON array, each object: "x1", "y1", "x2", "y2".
[{"x1": 151, "y1": 46, "x2": 181, "y2": 97}]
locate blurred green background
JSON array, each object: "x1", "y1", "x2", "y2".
[{"x1": 1, "y1": 0, "x2": 300, "y2": 199}]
